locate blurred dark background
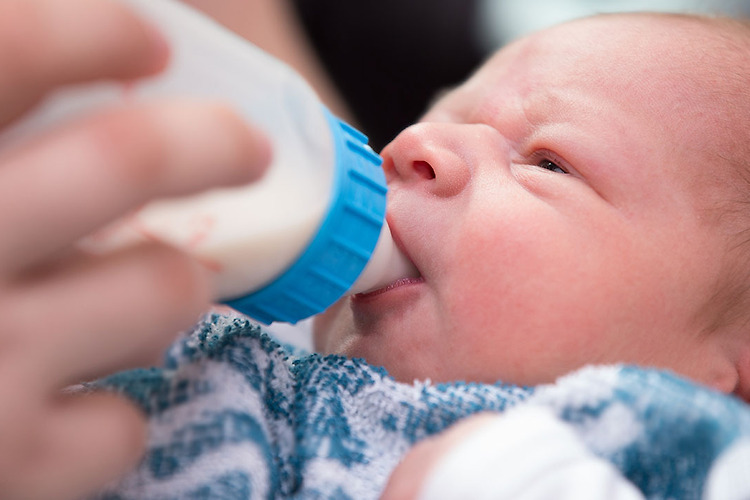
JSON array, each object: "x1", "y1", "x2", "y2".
[
  {"x1": 291, "y1": 0, "x2": 486, "y2": 151},
  {"x1": 291, "y1": 0, "x2": 750, "y2": 151}
]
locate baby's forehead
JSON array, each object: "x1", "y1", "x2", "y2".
[
  {"x1": 506, "y1": 15, "x2": 749, "y2": 132},
  {"x1": 558, "y1": 15, "x2": 750, "y2": 217},
  {"x1": 473, "y1": 14, "x2": 750, "y2": 207},
  {"x1": 510, "y1": 14, "x2": 745, "y2": 74},
  {"x1": 450, "y1": 14, "x2": 750, "y2": 156}
]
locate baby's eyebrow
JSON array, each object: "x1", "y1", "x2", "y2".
[{"x1": 521, "y1": 87, "x2": 577, "y2": 126}]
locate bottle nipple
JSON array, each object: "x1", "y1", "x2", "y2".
[{"x1": 348, "y1": 222, "x2": 419, "y2": 295}]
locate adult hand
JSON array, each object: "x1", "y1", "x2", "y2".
[{"x1": 0, "y1": 1, "x2": 270, "y2": 498}]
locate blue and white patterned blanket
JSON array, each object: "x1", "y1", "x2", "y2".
[{"x1": 92, "y1": 313, "x2": 750, "y2": 499}]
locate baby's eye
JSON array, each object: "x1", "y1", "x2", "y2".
[
  {"x1": 537, "y1": 159, "x2": 568, "y2": 174},
  {"x1": 526, "y1": 150, "x2": 572, "y2": 175}
]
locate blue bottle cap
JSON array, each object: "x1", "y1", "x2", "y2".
[{"x1": 224, "y1": 108, "x2": 386, "y2": 324}]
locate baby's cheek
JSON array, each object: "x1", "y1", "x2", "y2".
[{"x1": 443, "y1": 248, "x2": 516, "y2": 330}]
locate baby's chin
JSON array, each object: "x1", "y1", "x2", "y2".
[
  {"x1": 311, "y1": 308, "x2": 401, "y2": 374},
  {"x1": 311, "y1": 298, "x2": 353, "y2": 353},
  {"x1": 311, "y1": 298, "x2": 455, "y2": 382}
]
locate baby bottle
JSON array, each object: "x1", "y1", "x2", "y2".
[{"x1": 0, "y1": 0, "x2": 416, "y2": 324}]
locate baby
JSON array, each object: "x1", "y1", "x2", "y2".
[
  {"x1": 88, "y1": 11, "x2": 750, "y2": 500},
  {"x1": 3, "y1": 2, "x2": 750, "y2": 497},
  {"x1": 315, "y1": 11, "x2": 750, "y2": 395}
]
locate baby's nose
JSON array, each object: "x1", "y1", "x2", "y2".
[
  {"x1": 381, "y1": 122, "x2": 495, "y2": 197},
  {"x1": 382, "y1": 123, "x2": 471, "y2": 197}
]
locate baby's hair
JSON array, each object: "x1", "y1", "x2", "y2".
[{"x1": 671, "y1": 14, "x2": 750, "y2": 334}]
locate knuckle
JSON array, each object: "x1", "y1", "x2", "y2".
[
  {"x1": 0, "y1": 1, "x2": 48, "y2": 79},
  {"x1": 89, "y1": 102, "x2": 265, "y2": 196},
  {"x1": 0, "y1": 290, "x2": 42, "y2": 358},
  {"x1": 86, "y1": 108, "x2": 169, "y2": 192},
  {"x1": 0, "y1": 0, "x2": 161, "y2": 97},
  {"x1": 0, "y1": 0, "x2": 125, "y2": 74},
  {"x1": 0, "y1": 399, "x2": 38, "y2": 493},
  {"x1": 105, "y1": 394, "x2": 148, "y2": 464},
  {"x1": 141, "y1": 245, "x2": 211, "y2": 314},
  {"x1": 77, "y1": 0, "x2": 166, "y2": 76},
  {"x1": 201, "y1": 103, "x2": 269, "y2": 182},
  {"x1": 214, "y1": 104, "x2": 254, "y2": 144}
]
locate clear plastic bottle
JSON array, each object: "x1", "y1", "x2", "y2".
[{"x1": 0, "y1": 0, "x2": 416, "y2": 324}]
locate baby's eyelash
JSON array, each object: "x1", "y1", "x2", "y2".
[
  {"x1": 528, "y1": 151, "x2": 570, "y2": 175},
  {"x1": 538, "y1": 159, "x2": 567, "y2": 174}
]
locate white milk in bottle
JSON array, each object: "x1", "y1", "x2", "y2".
[{"x1": 0, "y1": 0, "x2": 417, "y2": 324}]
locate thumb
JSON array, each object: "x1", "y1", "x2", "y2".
[{"x1": 7, "y1": 392, "x2": 146, "y2": 500}]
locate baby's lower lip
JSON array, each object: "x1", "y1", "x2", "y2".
[{"x1": 352, "y1": 276, "x2": 424, "y2": 300}]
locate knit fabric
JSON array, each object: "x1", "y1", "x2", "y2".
[{"x1": 92, "y1": 313, "x2": 750, "y2": 499}]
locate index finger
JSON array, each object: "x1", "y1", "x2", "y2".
[
  {"x1": 0, "y1": 100, "x2": 271, "y2": 274},
  {"x1": 0, "y1": 0, "x2": 169, "y2": 127}
]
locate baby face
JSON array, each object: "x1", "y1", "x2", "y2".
[{"x1": 315, "y1": 16, "x2": 739, "y2": 387}]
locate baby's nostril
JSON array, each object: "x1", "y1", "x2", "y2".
[{"x1": 413, "y1": 160, "x2": 436, "y2": 180}]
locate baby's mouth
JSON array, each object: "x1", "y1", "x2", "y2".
[
  {"x1": 347, "y1": 223, "x2": 421, "y2": 296},
  {"x1": 353, "y1": 275, "x2": 423, "y2": 299}
]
